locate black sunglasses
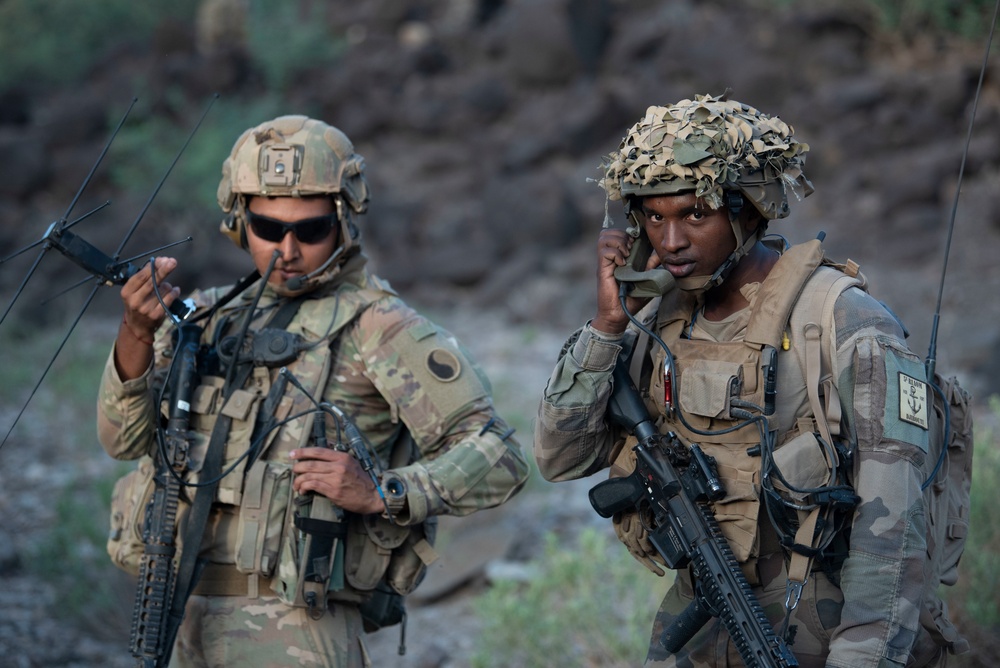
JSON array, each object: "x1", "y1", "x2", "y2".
[{"x1": 246, "y1": 211, "x2": 337, "y2": 244}]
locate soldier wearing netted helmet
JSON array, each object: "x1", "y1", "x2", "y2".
[
  {"x1": 97, "y1": 115, "x2": 529, "y2": 667},
  {"x1": 535, "y1": 94, "x2": 942, "y2": 667}
]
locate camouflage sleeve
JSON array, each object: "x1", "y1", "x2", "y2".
[
  {"x1": 96, "y1": 342, "x2": 159, "y2": 461},
  {"x1": 533, "y1": 323, "x2": 626, "y2": 482},
  {"x1": 826, "y1": 288, "x2": 929, "y2": 668},
  {"x1": 349, "y1": 297, "x2": 530, "y2": 525}
]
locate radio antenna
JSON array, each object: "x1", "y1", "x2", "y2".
[
  {"x1": 0, "y1": 96, "x2": 216, "y2": 451},
  {"x1": 926, "y1": 0, "x2": 999, "y2": 380}
]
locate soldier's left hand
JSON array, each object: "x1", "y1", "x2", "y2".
[{"x1": 289, "y1": 447, "x2": 384, "y2": 514}]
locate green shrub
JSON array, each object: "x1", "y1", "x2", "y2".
[
  {"x1": 0, "y1": 318, "x2": 109, "y2": 439},
  {"x1": 0, "y1": 1, "x2": 198, "y2": 90},
  {"x1": 247, "y1": 0, "x2": 347, "y2": 90},
  {"x1": 865, "y1": 0, "x2": 998, "y2": 38},
  {"x1": 471, "y1": 527, "x2": 672, "y2": 667},
  {"x1": 947, "y1": 396, "x2": 1000, "y2": 626},
  {"x1": 25, "y1": 468, "x2": 134, "y2": 639},
  {"x1": 759, "y1": 0, "x2": 999, "y2": 39}
]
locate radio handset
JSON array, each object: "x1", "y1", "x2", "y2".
[{"x1": 613, "y1": 227, "x2": 677, "y2": 299}]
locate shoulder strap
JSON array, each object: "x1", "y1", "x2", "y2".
[
  {"x1": 744, "y1": 238, "x2": 825, "y2": 348},
  {"x1": 784, "y1": 262, "x2": 864, "y2": 605},
  {"x1": 798, "y1": 267, "x2": 864, "y2": 445}
]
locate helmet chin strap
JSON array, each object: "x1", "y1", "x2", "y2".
[{"x1": 675, "y1": 215, "x2": 762, "y2": 294}]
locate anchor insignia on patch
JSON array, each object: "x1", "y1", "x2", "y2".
[{"x1": 898, "y1": 372, "x2": 929, "y2": 430}]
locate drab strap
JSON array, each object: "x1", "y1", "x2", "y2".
[
  {"x1": 785, "y1": 267, "x2": 863, "y2": 607},
  {"x1": 804, "y1": 323, "x2": 834, "y2": 449},
  {"x1": 744, "y1": 239, "x2": 824, "y2": 348},
  {"x1": 787, "y1": 508, "x2": 821, "y2": 585}
]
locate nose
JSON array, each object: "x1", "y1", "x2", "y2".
[
  {"x1": 277, "y1": 229, "x2": 301, "y2": 260},
  {"x1": 657, "y1": 222, "x2": 689, "y2": 254}
]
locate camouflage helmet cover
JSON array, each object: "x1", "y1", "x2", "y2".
[
  {"x1": 218, "y1": 115, "x2": 370, "y2": 247},
  {"x1": 600, "y1": 94, "x2": 814, "y2": 220}
]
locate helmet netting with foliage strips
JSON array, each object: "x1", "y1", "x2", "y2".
[{"x1": 599, "y1": 93, "x2": 812, "y2": 219}]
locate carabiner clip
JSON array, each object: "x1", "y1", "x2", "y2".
[{"x1": 784, "y1": 578, "x2": 805, "y2": 613}]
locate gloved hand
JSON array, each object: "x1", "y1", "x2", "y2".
[
  {"x1": 613, "y1": 507, "x2": 666, "y2": 576},
  {"x1": 609, "y1": 435, "x2": 667, "y2": 576}
]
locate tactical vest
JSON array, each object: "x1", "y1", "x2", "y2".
[
  {"x1": 108, "y1": 272, "x2": 438, "y2": 615},
  {"x1": 639, "y1": 240, "x2": 862, "y2": 566}
]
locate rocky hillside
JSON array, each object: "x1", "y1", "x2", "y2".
[
  {"x1": 2, "y1": 0, "x2": 999, "y2": 393},
  {"x1": 1, "y1": 1, "x2": 999, "y2": 666}
]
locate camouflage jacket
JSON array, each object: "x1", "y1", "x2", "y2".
[
  {"x1": 534, "y1": 249, "x2": 928, "y2": 668},
  {"x1": 98, "y1": 253, "x2": 529, "y2": 563}
]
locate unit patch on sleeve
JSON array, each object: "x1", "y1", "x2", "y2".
[
  {"x1": 426, "y1": 348, "x2": 461, "y2": 382},
  {"x1": 898, "y1": 372, "x2": 929, "y2": 430}
]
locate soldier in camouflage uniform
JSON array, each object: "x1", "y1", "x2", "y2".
[
  {"x1": 98, "y1": 115, "x2": 530, "y2": 667},
  {"x1": 534, "y1": 94, "x2": 941, "y2": 667}
]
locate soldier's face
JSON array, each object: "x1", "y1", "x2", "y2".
[
  {"x1": 246, "y1": 195, "x2": 340, "y2": 287},
  {"x1": 638, "y1": 194, "x2": 749, "y2": 279}
]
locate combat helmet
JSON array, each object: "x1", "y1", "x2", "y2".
[
  {"x1": 600, "y1": 93, "x2": 813, "y2": 290},
  {"x1": 217, "y1": 115, "x2": 370, "y2": 257}
]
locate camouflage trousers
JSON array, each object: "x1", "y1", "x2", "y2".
[
  {"x1": 171, "y1": 594, "x2": 371, "y2": 668},
  {"x1": 643, "y1": 559, "x2": 947, "y2": 668}
]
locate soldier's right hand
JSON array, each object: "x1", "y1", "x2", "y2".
[
  {"x1": 114, "y1": 257, "x2": 180, "y2": 380},
  {"x1": 121, "y1": 257, "x2": 180, "y2": 340},
  {"x1": 592, "y1": 229, "x2": 658, "y2": 334}
]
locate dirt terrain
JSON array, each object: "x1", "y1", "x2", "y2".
[{"x1": 2, "y1": 1, "x2": 999, "y2": 666}]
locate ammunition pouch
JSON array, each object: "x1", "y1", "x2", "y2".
[
  {"x1": 235, "y1": 460, "x2": 292, "y2": 577},
  {"x1": 338, "y1": 512, "x2": 438, "y2": 599},
  {"x1": 106, "y1": 455, "x2": 158, "y2": 576},
  {"x1": 358, "y1": 582, "x2": 407, "y2": 633},
  {"x1": 235, "y1": 457, "x2": 437, "y2": 623},
  {"x1": 352, "y1": 514, "x2": 438, "y2": 632}
]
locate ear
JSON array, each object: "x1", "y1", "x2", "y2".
[
  {"x1": 739, "y1": 206, "x2": 766, "y2": 238},
  {"x1": 219, "y1": 196, "x2": 250, "y2": 250}
]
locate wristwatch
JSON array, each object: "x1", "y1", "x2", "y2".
[{"x1": 381, "y1": 472, "x2": 408, "y2": 516}]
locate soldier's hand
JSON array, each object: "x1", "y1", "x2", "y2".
[
  {"x1": 290, "y1": 447, "x2": 385, "y2": 515},
  {"x1": 114, "y1": 257, "x2": 180, "y2": 380},
  {"x1": 592, "y1": 228, "x2": 659, "y2": 334},
  {"x1": 121, "y1": 257, "x2": 180, "y2": 339}
]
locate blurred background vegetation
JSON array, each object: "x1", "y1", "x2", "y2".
[{"x1": 1, "y1": 0, "x2": 999, "y2": 666}]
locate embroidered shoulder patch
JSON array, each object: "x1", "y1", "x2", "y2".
[
  {"x1": 898, "y1": 372, "x2": 929, "y2": 430},
  {"x1": 426, "y1": 348, "x2": 461, "y2": 382}
]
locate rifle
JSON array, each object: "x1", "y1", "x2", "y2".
[
  {"x1": 589, "y1": 360, "x2": 798, "y2": 668},
  {"x1": 130, "y1": 321, "x2": 203, "y2": 667}
]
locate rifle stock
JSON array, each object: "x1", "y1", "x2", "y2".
[
  {"x1": 589, "y1": 361, "x2": 797, "y2": 668},
  {"x1": 130, "y1": 322, "x2": 202, "y2": 667}
]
